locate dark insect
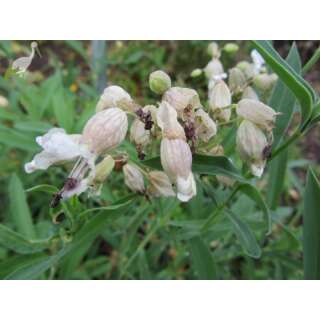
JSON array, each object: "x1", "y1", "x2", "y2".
[
  {"x1": 135, "y1": 109, "x2": 153, "y2": 130},
  {"x1": 50, "y1": 193, "x2": 62, "y2": 208},
  {"x1": 262, "y1": 145, "x2": 272, "y2": 159}
]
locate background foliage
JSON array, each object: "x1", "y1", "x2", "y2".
[{"x1": 0, "y1": 40, "x2": 319, "y2": 279}]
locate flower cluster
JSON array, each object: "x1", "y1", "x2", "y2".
[{"x1": 25, "y1": 41, "x2": 280, "y2": 206}]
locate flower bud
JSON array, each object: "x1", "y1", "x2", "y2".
[
  {"x1": 236, "y1": 120, "x2": 268, "y2": 177},
  {"x1": 236, "y1": 99, "x2": 279, "y2": 131},
  {"x1": 223, "y1": 43, "x2": 239, "y2": 54},
  {"x1": 228, "y1": 68, "x2": 246, "y2": 94},
  {"x1": 194, "y1": 109, "x2": 217, "y2": 142},
  {"x1": 208, "y1": 80, "x2": 232, "y2": 122},
  {"x1": 160, "y1": 138, "x2": 196, "y2": 201},
  {"x1": 81, "y1": 107, "x2": 128, "y2": 155},
  {"x1": 148, "y1": 171, "x2": 175, "y2": 197},
  {"x1": 236, "y1": 61, "x2": 255, "y2": 80},
  {"x1": 96, "y1": 86, "x2": 132, "y2": 112},
  {"x1": 123, "y1": 163, "x2": 145, "y2": 193},
  {"x1": 204, "y1": 59, "x2": 225, "y2": 80},
  {"x1": 0, "y1": 95, "x2": 9, "y2": 108},
  {"x1": 92, "y1": 155, "x2": 115, "y2": 184},
  {"x1": 149, "y1": 70, "x2": 171, "y2": 95},
  {"x1": 190, "y1": 68, "x2": 203, "y2": 78},
  {"x1": 130, "y1": 118, "x2": 150, "y2": 146},
  {"x1": 162, "y1": 87, "x2": 202, "y2": 118},
  {"x1": 207, "y1": 42, "x2": 220, "y2": 58},
  {"x1": 242, "y1": 86, "x2": 259, "y2": 101},
  {"x1": 253, "y1": 73, "x2": 278, "y2": 92}
]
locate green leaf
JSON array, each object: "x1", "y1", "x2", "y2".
[
  {"x1": 303, "y1": 168, "x2": 320, "y2": 279},
  {"x1": 26, "y1": 184, "x2": 59, "y2": 194},
  {"x1": 0, "y1": 224, "x2": 51, "y2": 254},
  {"x1": 267, "y1": 43, "x2": 301, "y2": 209},
  {"x1": 252, "y1": 40, "x2": 314, "y2": 126},
  {"x1": 225, "y1": 210, "x2": 261, "y2": 259},
  {"x1": 5, "y1": 199, "x2": 133, "y2": 279},
  {"x1": 8, "y1": 174, "x2": 35, "y2": 239},
  {"x1": 143, "y1": 154, "x2": 245, "y2": 182},
  {"x1": 188, "y1": 236, "x2": 217, "y2": 279},
  {"x1": 238, "y1": 183, "x2": 271, "y2": 234},
  {"x1": 270, "y1": 43, "x2": 302, "y2": 148}
]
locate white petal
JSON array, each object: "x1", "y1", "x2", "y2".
[
  {"x1": 176, "y1": 173, "x2": 197, "y2": 202},
  {"x1": 61, "y1": 178, "x2": 89, "y2": 199}
]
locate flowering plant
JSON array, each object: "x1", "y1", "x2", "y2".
[{"x1": 0, "y1": 40, "x2": 319, "y2": 279}]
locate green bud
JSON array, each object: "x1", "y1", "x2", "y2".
[
  {"x1": 190, "y1": 68, "x2": 203, "y2": 78},
  {"x1": 223, "y1": 43, "x2": 239, "y2": 54},
  {"x1": 207, "y1": 42, "x2": 221, "y2": 58},
  {"x1": 149, "y1": 70, "x2": 171, "y2": 95}
]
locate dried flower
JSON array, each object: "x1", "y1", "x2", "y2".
[
  {"x1": 96, "y1": 85, "x2": 132, "y2": 112},
  {"x1": 236, "y1": 120, "x2": 269, "y2": 177},
  {"x1": 123, "y1": 163, "x2": 145, "y2": 193},
  {"x1": 149, "y1": 70, "x2": 171, "y2": 94},
  {"x1": 148, "y1": 171, "x2": 175, "y2": 197},
  {"x1": 236, "y1": 99, "x2": 279, "y2": 131},
  {"x1": 160, "y1": 138, "x2": 196, "y2": 201},
  {"x1": 208, "y1": 80, "x2": 232, "y2": 122}
]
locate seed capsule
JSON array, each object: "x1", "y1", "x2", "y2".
[{"x1": 148, "y1": 171, "x2": 175, "y2": 197}]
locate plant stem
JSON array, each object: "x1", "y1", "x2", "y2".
[
  {"x1": 270, "y1": 130, "x2": 302, "y2": 161},
  {"x1": 201, "y1": 184, "x2": 240, "y2": 233}
]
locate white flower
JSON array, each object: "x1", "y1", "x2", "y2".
[
  {"x1": 156, "y1": 101, "x2": 185, "y2": 140},
  {"x1": 96, "y1": 85, "x2": 132, "y2": 112},
  {"x1": 130, "y1": 118, "x2": 151, "y2": 147},
  {"x1": 251, "y1": 49, "x2": 265, "y2": 74},
  {"x1": 149, "y1": 70, "x2": 171, "y2": 94},
  {"x1": 208, "y1": 80, "x2": 232, "y2": 122},
  {"x1": 81, "y1": 107, "x2": 128, "y2": 155},
  {"x1": 123, "y1": 163, "x2": 145, "y2": 193},
  {"x1": 242, "y1": 86, "x2": 259, "y2": 101},
  {"x1": 24, "y1": 128, "x2": 92, "y2": 173},
  {"x1": 236, "y1": 99, "x2": 279, "y2": 131},
  {"x1": 236, "y1": 120, "x2": 269, "y2": 177},
  {"x1": 204, "y1": 59, "x2": 226, "y2": 81},
  {"x1": 162, "y1": 87, "x2": 202, "y2": 118},
  {"x1": 148, "y1": 171, "x2": 175, "y2": 197},
  {"x1": 228, "y1": 68, "x2": 246, "y2": 94},
  {"x1": 160, "y1": 138, "x2": 196, "y2": 202},
  {"x1": 0, "y1": 95, "x2": 9, "y2": 108},
  {"x1": 194, "y1": 109, "x2": 217, "y2": 142},
  {"x1": 236, "y1": 61, "x2": 256, "y2": 80},
  {"x1": 253, "y1": 73, "x2": 278, "y2": 92}
]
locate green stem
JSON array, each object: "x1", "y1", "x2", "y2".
[
  {"x1": 270, "y1": 130, "x2": 302, "y2": 161},
  {"x1": 201, "y1": 184, "x2": 240, "y2": 233}
]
